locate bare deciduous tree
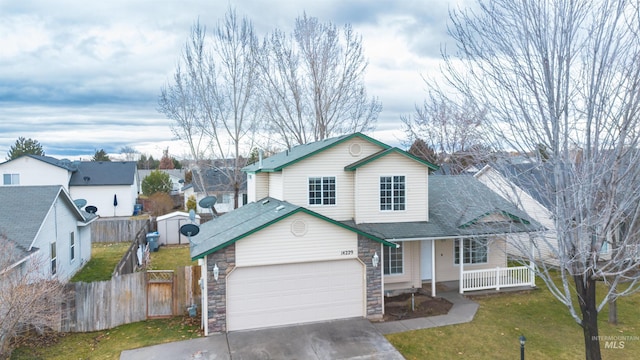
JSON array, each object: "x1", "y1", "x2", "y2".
[
  {"x1": 159, "y1": 8, "x2": 260, "y2": 209},
  {"x1": 402, "y1": 90, "x2": 489, "y2": 173},
  {"x1": 258, "y1": 13, "x2": 381, "y2": 148},
  {"x1": 0, "y1": 238, "x2": 64, "y2": 358},
  {"x1": 435, "y1": 1, "x2": 640, "y2": 359}
]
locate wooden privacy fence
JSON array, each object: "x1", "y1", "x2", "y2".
[
  {"x1": 60, "y1": 266, "x2": 201, "y2": 332},
  {"x1": 91, "y1": 217, "x2": 151, "y2": 243},
  {"x1": 113, "y1": 222, "x2": 152, "y2": 277}
]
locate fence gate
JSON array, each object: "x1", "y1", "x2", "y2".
[{"x1": 147, "y1": 270, "x2": 174, "y2": 318}]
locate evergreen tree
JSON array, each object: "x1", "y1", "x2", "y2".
[{"x1": 7, "y1": 137, "x2": 45, "y2": 160}]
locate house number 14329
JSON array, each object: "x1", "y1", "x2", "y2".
[{"x1": 341, "y1": 250, "x2": 354, "y2": 255}]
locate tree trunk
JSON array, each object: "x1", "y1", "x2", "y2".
[
  {"x1": 608, "y1": 297, "x2": 618, "y2": 325},
  {"x1": 575, "y1": 275, "x2": 602, "y2": 360}
]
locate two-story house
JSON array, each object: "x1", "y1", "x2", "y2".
[
  {"x1": 190, "y1": 133, "x2": 541, "y2": 334},
  {"x1": 0, "y1": 155, "x2": 139, "y2": 217}
]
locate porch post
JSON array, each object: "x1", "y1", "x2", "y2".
[
  {"x1": 459, "y1": 239, "x2": 464, "y2": 294},
  {"x1": 431, "y1": 239, "x2": 436, "y2": 297},
  {"x1": 529, "y1": 234, "x2": 536, "y2": 288}
]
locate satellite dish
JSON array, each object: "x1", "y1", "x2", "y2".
[
  {"x1": 199, "y1": 196, "x2": 217, "y2": 209},
  {"x1": 74, "y1": 199, "x2": 87, "y2": 208},
  {"x1": 180, "y1": 223, "x2": 200, "y2": 237},
  {"x1": 85, "y1": 205, "x2": 98, "y2": 214},
  {"x1": 189, "y1": 209, "x2": 196, "y2": 222}
]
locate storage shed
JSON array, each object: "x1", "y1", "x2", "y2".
[{"x1": 156, "y1": 211, "x2": 201, "y2": 246}]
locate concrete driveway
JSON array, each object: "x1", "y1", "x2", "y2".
[{"x1": 119, "y1": 318, "x2": 404, "y2": 360}]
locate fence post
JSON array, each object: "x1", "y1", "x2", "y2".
[{"x1": 496, "y1": 267, "x2": 501, "y2": 291}]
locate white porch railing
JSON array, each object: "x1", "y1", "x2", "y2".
[{"x1": 460, "y1": 266, "x2": 535, "y2": 293}]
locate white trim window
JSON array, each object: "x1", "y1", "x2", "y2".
[
  {"x1": 50, "y1": 242, "x2": 57, "y2": 275},
  {"x1": 380, "y1": 176, "x2": 405, "y2": 211},
  {"x1": 454, "y1": 238, "x2": 488, "y2": 265},
  {"x1": 70, "y1": 232, "x2": 76, "y2": 262},
  {"x1": 383, "y1": 246, "x2": 403, "y2": 275},
  {"x1": 3, "y1": 173, "x2": 19, "y2": 185},
  {"x1": 308, "y1": 176, "x2": 336, "y2": 205}
]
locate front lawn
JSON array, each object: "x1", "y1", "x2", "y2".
[
  {"x1": 11, "y1": 317, "x2": 202, "y2": 360},
  {"x1": 386, "y1": 285, "x2": 640, "y2": 359}
]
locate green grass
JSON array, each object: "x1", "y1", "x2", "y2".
[
  {"x1": 386, "y1": 284, "x2": 640, "y2": 359},
  {"x1": 70, "y1": 243, "x2": 131, "y2": 282},
  {"x1": 149, "y1": 244, "x2": 196, "y2": 270},
  {"x1": 11, "y1": 317, "x2": 202, "y2": 360}
]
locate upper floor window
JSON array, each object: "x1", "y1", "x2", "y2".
[
  {"x1": 3, "y1": 173, "x2": 19, "y2": 185},
  {"x1": 380, "y1": 176, "x2": 405, "y2": 211},
  {"x1": 384, "y1": 245, "x2": 403, "y2": 275},
  {"x1": 454, "y1": 238, "x2": 488, "y2": 265},
  {"x1": 308, "y1": 177, "x2": 336, "y2": 205}
]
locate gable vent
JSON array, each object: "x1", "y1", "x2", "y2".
[
  {"x1": 291, "y1": 219, "x2": 307, "y2": 237},
  {"x1": 349, "y1": 143, "x2": 362, "y2": 156}
]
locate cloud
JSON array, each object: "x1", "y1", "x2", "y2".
[{"x1": 0, "y1": 0, "x2": 457, "y2": 160}]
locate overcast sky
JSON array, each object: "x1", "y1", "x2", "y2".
[{"x1": 0, "y1": 0, "x2": 459, "y2": 161}]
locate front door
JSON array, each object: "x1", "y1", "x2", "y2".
[{"x1": 420, "y1": 240, "x2": 432, "y2": 280}]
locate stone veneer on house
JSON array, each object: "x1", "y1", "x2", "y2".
[
  {"x1": 204, "y1": 236, "x2": 384, "y2": 333},
  {"x1": 358, "y1": 234, "x2": 383, "y2": 320},
  {"x1": 205, "y1": 243, "x2": 235, "y2": 333}
]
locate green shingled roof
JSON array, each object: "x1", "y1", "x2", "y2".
[
  {"x1": 242, "y1": 133, "x2": 391, "y2": 173},
  {"x1": 344, "y1": 176, "x2": 543, "y2": 240},
  {"x1": 190, "y1": 197, "x2": 397, "y2": 260}
]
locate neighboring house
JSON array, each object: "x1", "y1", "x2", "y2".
[
  {"x1": 0, "y1": 186, "x2": 97, "y2": 282},
  {"x1": 190, "y1": 133, "x2": 541, "y2": 334},
  {"x1": 0, "y1": 155, "x2": 139, "y2": 217},
  {"x1": 138, "y1": 169, "x2": 186, "y2": 195},
  {"x1": 183, "y1": 167, "x2": 247, "y2": 214},
  {"x1": 474, "y1": 163, "x2": 609, "y2": 264},
  {"x1": 0, "y1": 155, "x2": 77, "y2": 191},
  {"x1": 69, "y1": 161, "x2": 139, "y2": 217}
]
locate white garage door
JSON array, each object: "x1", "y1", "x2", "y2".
[{"x1": 227, "y1": 259, "x2": 365, "y2": 331}]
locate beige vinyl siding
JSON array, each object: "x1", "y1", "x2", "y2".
[
  {"x1": 267, "y1": 172, "x2": 284, "y2": 200},
  {"x1": 235, "y1": 212, "x2": 358, "y2": 267},
  {"x1": 251, "y1": 172, "x2": 269, "y2": 201},
  {"x1": 277, "y1": 138, "x2": 385, "y2": 220},
  {"x1": 434, "y1": 237, "x2": 507, "y2": 282},
  {"x1": 354, "y1": 153, "x2": 429, "y2": 223},
  {"x1": 383, "y1": 241, "x2": 421, "y2": 291}
]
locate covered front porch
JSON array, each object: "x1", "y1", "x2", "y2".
[{"x1": 382, "y1": 238, "x2": 536, "y2": 297}]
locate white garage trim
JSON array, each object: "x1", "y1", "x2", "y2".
[{"x1": 226, "y1": 259, "x2": 365, "y2": 331}]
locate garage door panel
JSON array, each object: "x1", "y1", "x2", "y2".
[{"x1": 227, "y1": 260, "x2": 364, "y2": 331}]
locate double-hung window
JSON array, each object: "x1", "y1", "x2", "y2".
[
  {"x1": 380, "y1": 176, "x2": 405, "y2": 211},
  {"x1": 308, "y1": 177, "x2": 336, "y2": 205},
  {"x1": 3, "y1": 173, "x2": 19, "y2": 185},
  {"x1": 454, "y1": 238, "x2": 488, "y2": 264},
  {"x1": 383, "y1": 245, "x2": 403, "y2": 275}
]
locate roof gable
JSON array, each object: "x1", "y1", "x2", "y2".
[
  {"x1": 344, "y1": 147, "x2": 438, "y2": 171},
  {"x1": 189, "y1": 197, "x2": 395, "y2": 260},
  {"x1": 69, "y1": 161, "x2": 137, "y2": 186},
  {"x1": 242, "y1": 133, "x2": 390, "y2": 173},
  {"x1": 0, "y1": 186, "x2": 88, "y2": 262}
]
